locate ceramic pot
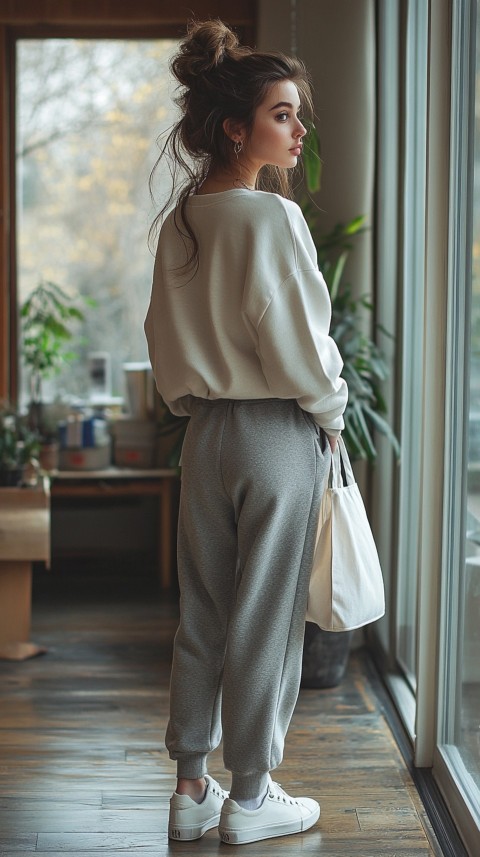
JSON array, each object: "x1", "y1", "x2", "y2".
[
  {"x1": 39, "y1": 441, "x2": 59, "y2": 472},
  {"x1": 301, "y1": 622, "x2": 353, "y2": 688},
  {"x1": 0, "y1": 467, "x2": 23, "y2": 487}
]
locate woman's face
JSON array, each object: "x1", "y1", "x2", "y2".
[{"x1": 244, "y1": 79, "x2": 307, "y2": 170}]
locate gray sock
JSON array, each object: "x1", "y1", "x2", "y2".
[
  {"x1": 235, "y1": 786, "x2": 268, "y2": 811},
  {"x1": 230, "y1": 771, "x2": 270, "y2": 803}
]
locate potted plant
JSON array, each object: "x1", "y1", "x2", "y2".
[
  {"x1": 300, "y1": 126, "x2": 399, "y2": 688},
  {"x1": 20, "y1": 279, "x2": 91, "y2": 469},
  {"x1": 301, "y1": 127, "x2": 400, "y2": 463},
  {"x1": 0, "y1": 404, "x2": 40, "y2": 487}
]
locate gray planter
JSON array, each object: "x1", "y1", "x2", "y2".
[{"x1": 301, "y1": 622, "x2": 352, "y2": 688}]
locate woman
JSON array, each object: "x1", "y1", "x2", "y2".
[{"x1": 145, "y1": 19, "x2": 348, "y2": 846}]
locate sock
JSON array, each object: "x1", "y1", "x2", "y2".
[{"x1": 235, "y1": 787, "x2": 268, "y2": 811}]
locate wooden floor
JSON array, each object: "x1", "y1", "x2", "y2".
[{"x1": 0, "y1": 560, "x2": 443, "y2": 856}]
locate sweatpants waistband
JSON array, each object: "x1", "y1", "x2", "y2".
[{"x1": 189, "y1": 396, "x2": 293, "y2": 407}]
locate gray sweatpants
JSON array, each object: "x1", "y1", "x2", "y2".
[{"x1": 165, "y1": 398, "x2": 330, "y2": 800}]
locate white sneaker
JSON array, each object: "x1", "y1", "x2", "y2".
[
  {"x1": 168, "y1": 775, "x2": 228, "y2": 840},
  {"x1": 218, "y1": 779, "x2": 320, "y2": 845}
]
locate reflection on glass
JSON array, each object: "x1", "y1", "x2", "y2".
[
  {"x1": 462, "y1": 521, "x2": 480, "y2": 790},
  {"x1": 397, "y1": 582, "x2": 417, "y2": 691}
]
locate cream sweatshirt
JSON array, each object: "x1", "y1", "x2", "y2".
[{"x1": 144, "y1": 189, "x2": 348, "y2": 436}]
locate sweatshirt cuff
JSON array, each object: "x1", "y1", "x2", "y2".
[
  {"x1": 312, "y1": 412, "x2": 345, "y2": 437},
  {"x1": 324, "y1": 427, "x2": 342, "y2": 438}
]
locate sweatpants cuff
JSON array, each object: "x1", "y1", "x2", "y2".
[
  {"x1": 230, "y1": 771, "x2": 270, "y2": 801},
  {"x1": 176, "y1": 754, "x2": 208, "y2": 779}
]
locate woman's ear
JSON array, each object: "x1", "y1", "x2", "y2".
[{"x1": 223, "y1": 118, "x2": 244, "y2": 143}]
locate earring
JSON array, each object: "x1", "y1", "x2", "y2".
[{"x1": 234, "y1": 140, "x2": 243, "y2": 158}]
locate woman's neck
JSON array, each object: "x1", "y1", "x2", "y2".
[{"x1": 198, "y1": 166, "x2": 258, "y2": 195}]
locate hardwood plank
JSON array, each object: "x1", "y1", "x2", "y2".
[
  {"x1": 356, "y1": 805, "x2": 424, "y2": 831},
  {"x1": 0, "y1": 794, "x2": 102, "y2": 809},
  {"x1": 36, "y1": 832, "x2": 166, "y2": 850},
  {"x1": 0, "y1": 835, "x2": 37, "y2": 852},
  {"x1": 0, "y1": 809, "x2": 167, "y2": 833}
]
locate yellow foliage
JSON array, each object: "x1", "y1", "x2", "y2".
[
  {"x1": 111, "y1": 133, "x2": 132, "y2": 150},
  {"x1": 108, "y1": 200, "x2": 135, "y2": 216},
  {"x1": 106, "y1": 178, "x2": 130, "y2": 202},
  {"x1": 105, "y1": 108, "x2": 129, "y2": 124},
  {"x1": 78, "y1": 175, "x2": 94, "y2": 191},
  {"x1": 132, "y1": 82, "x2": 155, "y2": 103}
]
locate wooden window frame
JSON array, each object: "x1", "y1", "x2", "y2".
[{"x1": 0, "y1": 1, "x2": 256, "y2": 401}]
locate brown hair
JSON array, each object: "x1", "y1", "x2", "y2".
[{"x1": 149, "y1": 19, "x2": 314, "y2": 269}]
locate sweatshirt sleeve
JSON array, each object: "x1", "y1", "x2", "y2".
[{"x1": 256, "y1": 264, "x2": 348, "y2": 436}]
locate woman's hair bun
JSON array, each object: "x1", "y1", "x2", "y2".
[{"x1": 171, "y1": 19, "x2": 248, "y2": 86}]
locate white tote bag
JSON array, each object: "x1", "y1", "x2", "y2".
[{"x1": 306, "y1": 436, "x2": 385, "y2": 632}]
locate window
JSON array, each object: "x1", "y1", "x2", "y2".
[
  {"x1": 434, "y1": 0, "x2": 480, "y2": 850},
  {"x1": 394, "y1": 0, "x2": 428, "y2": 697},
  {"x1": 375, "y1": 1, "x2": 480, "y2": 850},
  {"x1": 373, "y1": 0, "x2": 429, "y2": 739},
  {"x1": 16, "y1": 38, "x2": 178, "y2": 406}
]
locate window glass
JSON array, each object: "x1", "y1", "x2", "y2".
[
  {"x1": 455, "y1": 8, "x2": 480, "y2": 795},
  {"x1": 395, "y1": 0, "x2": 428, "y2": 694},
  {"x1": 16, "y1": 39, "x2": 178, "y2": 405},
  {"x1": 436, "y1": 4, "x2": 480, "y2": 843}
]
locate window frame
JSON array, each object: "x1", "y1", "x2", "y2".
[
  {"x1": 372, "y1": 0, "x2": 430, "y2": 743},
  {"x1": 434, "y1": 0, "x2": 480, "y2": 851},
  {"x1": 394, "y1": 0, "x2": 429, "y2": 700}
]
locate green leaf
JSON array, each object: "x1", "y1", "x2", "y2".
[
  {"x1": 302, "y1": 123, "x2": 322, "y2": 194},
  {"x1": 20, "y1": 278, "x2": 94, "y2": 396},
  {"x1": 362, "y1": 403, "x2": 401, "y2": 459},
  {"x1": 351, "y1": 401, "x2": 377, "y2": 459},
  {"x1": 377, "y1": 322, "x2": 395, "y2": 341},
  {"x1": 343, "y1": 412, "x2": 367, "y2": 459},
  {"x1": 344, "y1": 215, "x2": 366, "y2": 235},
  {"x1": 329, "y1": 252, "x2": 348, "y2": 303},
  {"x1": 369, "y1": 354, "x2": 389, "y2": 381}
]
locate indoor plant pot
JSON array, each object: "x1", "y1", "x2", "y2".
[
  {"x1": 301, "y1": 623, "x2": 353, "y2": 689},
  {"x1": 0, "y1": 406, "x2": 39, "y2": 487}
]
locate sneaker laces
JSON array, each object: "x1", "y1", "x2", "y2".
[
  {"x1": 268, "y1": 781, "x2": 299, "y2": 806},
  {"x1": 210, "y1": 781, "x2": 228, "y2": 800}
]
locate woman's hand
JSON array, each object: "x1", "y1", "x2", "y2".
[{"x1": 327, "y1": 435, "x2": 337, "y2": 454}]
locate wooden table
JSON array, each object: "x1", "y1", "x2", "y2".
[
  {"x1": 50, "y1": 468, "x2": 180, "y2": 589},
  {"x1": 0, "y1": 480, "x2": 50, "y2": 659}
]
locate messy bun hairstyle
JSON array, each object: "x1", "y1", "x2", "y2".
[{"x1": 149, "y1": 19, "x2": 314, "y2": 267}]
